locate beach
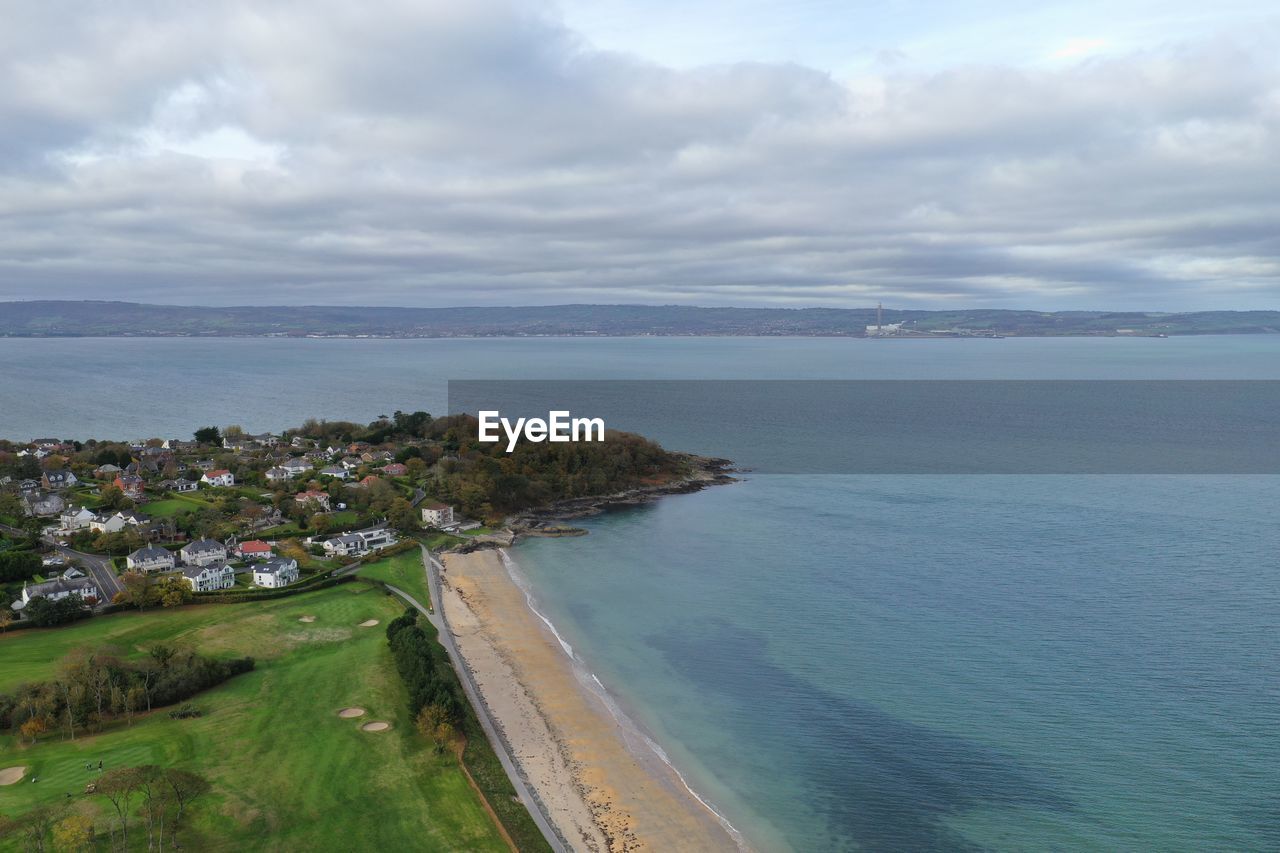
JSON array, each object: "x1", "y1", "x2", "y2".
[{"x1": 439, "y1": 549, "x2": 739, "y2": 853}]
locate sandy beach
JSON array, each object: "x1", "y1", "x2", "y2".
[{"x1": 440, "y1": 549, "x2": 738, "y2": 853}]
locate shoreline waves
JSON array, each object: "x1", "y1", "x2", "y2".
[{"x1": 440, "y1": 548, "x2": 742, "y2": 852}]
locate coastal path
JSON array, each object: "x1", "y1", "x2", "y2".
[{"x1": 378, "y1": 545, "x2": 568, "y2": 853}]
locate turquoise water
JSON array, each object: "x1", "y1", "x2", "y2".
[{"x1": 2, "y1": 335, "x2": 1279, "y2": 850}]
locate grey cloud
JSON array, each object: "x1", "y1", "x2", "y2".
[{"x1": 0, "y1": 1, "x2": 1277, "y2": 309}]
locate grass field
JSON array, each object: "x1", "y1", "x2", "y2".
[
  {"x1": 356, "y1": 549, "x2": 431, "y2": 610},
  {"x1": 0, "y1": 586, "x2": 511, "y2": 852}
]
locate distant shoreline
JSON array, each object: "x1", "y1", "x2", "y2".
[{"x1": 3, "y1": 301, "x2": 1277, "y2": 338}]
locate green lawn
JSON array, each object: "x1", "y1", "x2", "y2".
[
  {"x1": 357, "y1": 549, "x2": 431, "y2": 610},
  {"x1": 0, "y1": 586, "x2": 511, "y2": 852}
]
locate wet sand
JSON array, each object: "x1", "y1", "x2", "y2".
[{"x1": 441, "y1": 550, "x2": 736, "y2": 852}]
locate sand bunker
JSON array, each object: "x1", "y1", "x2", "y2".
[
  {"x1": 358, "y1": 619, "x2": 379, "y2": 627},
  {"x1": 337, "y1": 707, "x2": 366, "y2": 719},
  {"x1": 0, "y1": 766, "x2": 26, "y2": 786},
  {"x1": 298, "y1": 615, "x2": 316, "y2": 623},
  {"x1": 361, "y1": 721, "x2": 391, "y2": 732}
]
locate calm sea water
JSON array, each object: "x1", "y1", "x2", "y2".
[{"x1": 2, "y1": 336, "x2": 1278, "y2": 850}]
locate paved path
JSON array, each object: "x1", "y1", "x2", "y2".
[
  {"x1": 380, "y1": 546, "x2": 568, "y2": 853},
  {"x1": 2, "y1": 521, "x2": 124, "y2": 605}
]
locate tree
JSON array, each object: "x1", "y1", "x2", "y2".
[
  {"x1": 24, "y1": 594, "x2": 84, "y2": 627},
  {"x1": 156, "y1": 577, "x2": 192, "y2": 608},
  {"x1": 15, "y1": 804, "x2": 64, "y2": 853},
  {"x1": 162, "y1": 769, "x2": 210, "y2": 848},
  {"x1": 97, "y1": 767, "x2": 148, "y2": 850},
  {"x1": 193, "y1": 426, "x2": 221, "y2": 445},
  {"x1": 51, "y1": 812, "x2": 94, "y2": 852},
  {"x1": 415, "y1": 704, "x2": 454, "y2": 754},
  {"x1": 98, "y1": 484, "x2": 129, "y2": 512},
  {"x1": 20, "y1": 715, "x2": 49, "y2": 744},
  {"x1": 116, "y1": 572, "x2": 157, "y2": 612},
  {"x1": 0, "y1": 608, "x2": 12, "y2": 633}
]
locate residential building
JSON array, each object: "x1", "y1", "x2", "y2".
[
  {"x1": 89, "y1": 510, "x2": 151, "y2": 534},
  {"x1": 318, "y1": 466, "x2": 348, "y2": 480},
  {"x1": 15, "y1": 572, "x2": 100, "y2": 611},
  {"x1": 58, "y1": 505, "x2": 97, "y2": 532},
  {"x1": 23, "y1": 492, "x2": 65, "y2": 518},
  {"x1": 113, "y1": 474, "x2": 146, "y2": 501},
  {"x1": 265, "y1": 466, "x2": 292, "y2": 483},
  {"x1": 295, "y1": 490, "x2": 332, "y2": 511},
  {"x1": 235, "y1": 540, "x2": 274, "y2": 560},
  {"x1": 181, "y1": 563, "x2": 235, "y2": 592},
  {"x1": 126, "y1": 545, "x2": 176, "y2": 573},
  {"x1": 180, "y1": 539, "x2": 228, "y2": 567},
  {"x1": 42, "y1": 470, "x2": 78, "y2": 490},
  {"x1": 201, "y1": 469, "x2": 235, "y2": 488},
  {"x1": 420, "y1": 503, "x2": 455, "y2": 528},
  {"x1": 381, "y1": 463, "x2": 408, "y2": 477},
  {"x1": 93, "y1": 463, "x2": 123, "y2": 479},
  {"x1": 280, "y1": 457, "x2": 313, "y2": 475},
  {"x1": 322, "y1": 525, "x2": 397, "y2": 557},
  {"x1": 252, "y1": 557, "x2": 300, "y2": 588}
]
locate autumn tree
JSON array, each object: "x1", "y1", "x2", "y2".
[
  {"x1": 415, "y1": 703, "x2": 455, "y2": 754},
  {"x1": 51, "y1": 812, "x2": 94, "y2": 852}
]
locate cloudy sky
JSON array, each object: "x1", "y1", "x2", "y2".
[{"x1": 2, "y1": 1, "x2": 1278, "y2": 309}]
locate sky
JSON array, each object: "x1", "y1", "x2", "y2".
[{"x1": 1, "y1": 1, "x2": 1278, "y2": 310}]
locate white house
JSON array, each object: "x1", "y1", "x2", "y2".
[
  {"x1": 201, "y1": 469, "x2": 235, "y2": 488},
  {"x1": 322, "y1": 525, "x2": 397, "y2": 557},
  {"x1": 126, "y1": 545, "x2": 176, "y2": 573},
  {"x1": 318, "y1": 466, "x2": 348, "y2": 480},
  {"x1": 278, "y1": 457, "x2": 312, "y2": 476},
  {"x1": 15, "y1": 572, "x2": 100, "y2": 611},
  {"x1": 171, "y1": 478, "x2": 199, "y2": 493},
  {"x1": 181, "y1": 563, "x2": 235, "y2": 592},
  {"x1": 265, "y1": 466, "x2": 292, "y2": 483},
  {"x1": 252, "y1": 557, "x2": 300, "y2": 588},
  {"x1": 59, "y1": 505, "x2": 98, "y2": 532},
  {"x1": 420, "y1": 503, "x2": 455, "y2": 528},
  {"x1": 89, "y1": 510, "x2": 151, "y2": 534},
  {"x1": 180, "y1": 539, "x2": 228, "y2": 567}
]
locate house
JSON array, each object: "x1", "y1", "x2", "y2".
[
  {"x1": 180, "y1": 539, "x2": 228, "y2": 567},
  {"x1": 420, "y1": 503, "x2": 455, "y2": 528},
  {"x1": 193, "y1": 459, "x2": 217, "y2": 472},
  {"x1": 201, "y1": 469, "x2": 235, "y2": 488},
  {"x1": 381, "y1": 463, "x2": 408, "y2": 477},
  {"x1": 59, "y1": 505, "x2": 97, "y2": 532},
  {"x1": 339, "y1": 456, "x2": 363, "y2": 471},
  {"x1": 126, "y1": 545, "x2": 176, "y2": 573},
  {"x1": 89, "y1": 510, "x2": 152, "y2": 534},
  {"x1": 251, "y1": 557, "x2": 300, "y2": 588},
  {"x1": 265, "y1": 466, "x2": 292, "y2": 483},
  {"x1": 113, "y1": 474, "x2": 146, "y2": 501},
  {"x1": 40, "y1": 470, "x2": 78, "y2": 490},
  {"x1": 14, "y1": 572, "x2": 100, "y2": 611},
  {"x1": 322, "y1": 525, "x2": 397, "y2": 557},
  {"x1": 249, "y1": 432, "x2": 279, "y2": 447},
  {"x1": 235, "y1": 540, "x2": 274, "y2": 560},
  {"x1": 181, "y1": 563, "x2": 235, "y2": 593},
  {"x1": 280, "y1": 457, "x2": 312, "y2": 475},
  {"x1": 93, "y1": 464, "x2": 123, "y2": 479},
  {"x1": 318, "y1": 466, "x2": 348, "y2": 480},
  {"x1": 23, "y1": 492, "x2": 65, "y2": 518},
  {"x1": 355, "y1": 475, "x2": 381, "y2": 488},
  {"x1": 32, "y1": 438, "x2": 63, "y2": 449},
  {"x1": 295, "y1": 490, "x2": 332, "y2": 511},
  {"x1": 159, "y1": 478, "x2": 199, "y2": 493}
]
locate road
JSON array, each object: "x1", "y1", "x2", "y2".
[
  {"x1": 381, "y1": 545, "x2": 568, "y2": 853},
  {"x1": 0, "y1": 520, "x2": 125, "y2": 605}
]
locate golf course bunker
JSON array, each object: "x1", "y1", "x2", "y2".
[
  {"x1": 337, "y1": 707, "x2": 366, "y2": 719},
  {"x1": 361, "y1": 721, "x2": 391, "y2": 732},
  {"x1": 0, "y1": 766, "x2": 26, "y2": 786},
  {"x1": 298, "y1": 615, "x2": 316, "y2": 623},
  {"x1": 358, "y1": 619, "x2": 380, "y2": 628}
]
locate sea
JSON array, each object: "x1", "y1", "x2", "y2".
[{"x1": 2, "y1": 335, "x2": 1278, "y2": 851}]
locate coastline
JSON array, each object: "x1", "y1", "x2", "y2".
[{"x1": 440, "y1": 548, "x2": 742, "y2": 852}]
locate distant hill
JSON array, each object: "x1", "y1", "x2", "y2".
[{"x1": 1, "y1": 301, "x2": 1278, "y2": 337}]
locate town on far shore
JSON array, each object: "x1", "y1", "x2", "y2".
[{"x1": 0, "y1": 414, "x2": 486, "y2": 627}]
